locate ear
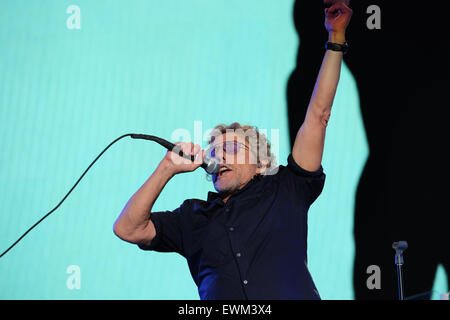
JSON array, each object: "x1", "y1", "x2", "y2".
[{"x1": 256, "y1": 160, "x2": 269, "y2": 174}]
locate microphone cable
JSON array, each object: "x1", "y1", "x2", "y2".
[{"x1": 0, "y1": 133, "x2": 217, "y2": 259}]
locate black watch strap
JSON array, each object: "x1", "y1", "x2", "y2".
[{"x1": 325, "y1": 41, "x2": 348, "y2": 54}]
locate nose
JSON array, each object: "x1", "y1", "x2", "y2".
[{"x1": 215, "y1": 147, "x2": 226, "y2": 164}]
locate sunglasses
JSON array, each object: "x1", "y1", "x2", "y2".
[{"x1": 207, "y1": 141, "x2": 250, "y2": 159}]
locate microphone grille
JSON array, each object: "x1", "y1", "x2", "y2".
[{"x1": 204, "y1": 156, "x2": 220, "y2": 174}]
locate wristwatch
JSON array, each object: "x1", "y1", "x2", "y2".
[{"x1": 325, "y1": 41, "x2": 348, "y2": 55}]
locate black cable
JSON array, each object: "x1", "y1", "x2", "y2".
[{"x1": 0, "y1": 133, "x2": 134, "y2": 259}]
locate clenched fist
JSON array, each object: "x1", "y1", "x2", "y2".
[
  {"x1": 324, "y1": 1, "x2": 352, "y2": 44},
  {"x1": 161, "y1": 142, "x2": 206, "y2": 175}
]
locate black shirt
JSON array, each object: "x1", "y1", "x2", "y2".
[{"x1": 139, "y1": 154, "x2": 325, "y2": 300}]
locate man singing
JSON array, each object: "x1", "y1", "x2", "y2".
[{"x1": 113, "y1": 2, "x2": 352, "y2": 299}]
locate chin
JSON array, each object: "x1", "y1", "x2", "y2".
[
  {"x1": 214, "y1": 181, "x2": 236, "y2": 194},
  {"x1": 214, "y1": 182, "x2": 229, "y2": 193}
]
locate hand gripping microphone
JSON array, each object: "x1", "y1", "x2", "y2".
[
  {"x1": 130, "y1": 134, "x2": 220, "y2": 174},
  {"x1": 0, "y1": 133, "x2": 219, "y2": 259}
]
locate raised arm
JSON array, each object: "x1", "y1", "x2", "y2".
[{"x1": 292, "y1": 1, "x2": 352, "y2": 171}]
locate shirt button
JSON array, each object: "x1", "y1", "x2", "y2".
[
  {"x1": 225, "y1": 208, "x2": 230, "y2": 213},
  {"x1": 229, "y1": 227, "x2": 234, "y2": 232},
  {"x1": 236, "y1": 252, "x2": 241, "y2": 257},
  {"x1": 243, "y1": 280, "x2": 248, "y2": 285}
]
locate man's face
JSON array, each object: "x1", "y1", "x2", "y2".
[{"x1": 209, "y1": 133, "x2": 260, "y2": 196}]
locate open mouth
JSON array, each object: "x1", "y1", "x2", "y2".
[{"x1": 218, "y1": 166, "x2": 232, "y2": 177}]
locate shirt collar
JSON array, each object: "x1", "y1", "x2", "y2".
[{"x1": 207, "y1": 173, "x2": 263, "y2": 203}]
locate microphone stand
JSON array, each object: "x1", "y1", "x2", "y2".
[{"x1": 392, "y1": 241, "x2": 408, "y2": 300}]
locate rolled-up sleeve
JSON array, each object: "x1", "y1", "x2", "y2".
[
  {"x1": 138, "y1": 203, "x2": 185, "y2": 255},
  {"x1": 284, "y1": 153, "x2": 326, "y2": 206}
]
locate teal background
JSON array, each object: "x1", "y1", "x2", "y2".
[{"x1": 0, "y1": 0, "x2": 447, "y2": 299}]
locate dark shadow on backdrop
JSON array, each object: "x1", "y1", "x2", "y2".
[{"x1": 287, "y1": 0, "x2": 450, "y2": 299}]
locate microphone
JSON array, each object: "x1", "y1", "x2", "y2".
[
  {"x1": 392, "y1": 241, "x2": 408, "y2": 265},
  {"x1": 130, "y1": 134, "x2": 220, "y2": 174},
  {"x1": 392, "y1": 241, "x2": 408, "y2": 252},
  {"x1": 0, "y1": 132, "x2": 220, "y2": 260}
]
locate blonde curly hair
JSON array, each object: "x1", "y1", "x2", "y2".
[{"x1": 206, "y1": 122, "x2": 277, "y2": 176}]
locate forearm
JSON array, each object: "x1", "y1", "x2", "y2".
[
  {"x1": 306, "y1": 32, "x2": 345, "y2": 122},
  {"x1": 291, "y1": 2, "x2": 351, "y2": 171},
  {"x1": 113, "y1": 161, "x2": 174, "y2": 239}
]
